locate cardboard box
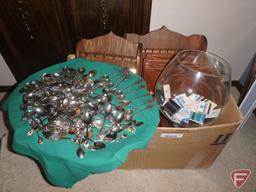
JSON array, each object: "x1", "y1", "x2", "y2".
[{"x1": 120, "y1": 96, "x2": 243, "y2": 169}]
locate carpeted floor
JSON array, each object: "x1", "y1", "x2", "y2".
[{"x1": 0, "y1": 91, "x2": 255, "y2": 192}]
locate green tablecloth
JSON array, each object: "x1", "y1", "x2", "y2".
[{"x1": 1, "y1": 58, "x2": 160, "y2": 187}]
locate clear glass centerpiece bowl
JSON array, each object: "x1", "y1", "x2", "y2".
[{"x1": 155, "y1": 50, "x2": 231, "y2": 127}]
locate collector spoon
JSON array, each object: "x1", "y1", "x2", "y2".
[
  {"x1": 119, "y1": 93, "x2": 151, "y2": 105},
  {"x1": 107, "y1": 67, "x2": 130, "y2": 78},
  {"x1": 84, "y1": 70, "x2": 96, "y2": 80},
  {"x1": 114, "y1": 75, "x2": 132, "y2": 88},
  {"x1": 120, "y1": 79, "x2": 144, "y2": 91},
  {"x1": 81, "y1": 111, "x2": 92, "y2": 139},
  {"x1": 77, "y1": 145, "x2": 85, "y2": 159},
  {"x1": 117, "y1": 85, "x2": 147, "y2": 100},
  {"x1": 89, "y1": 141, "x2": 106, "y2": 150}
]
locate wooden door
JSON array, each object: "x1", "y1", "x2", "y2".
[
  {"x1": 0, "y1": 0, "x2": 72, "y2": 81},
  {"x1": 0, "y1": 0, "x2": 152, "y2": 81},
  {"x1": 63, "y1": 0, "x2": 152, "y2": 46}
]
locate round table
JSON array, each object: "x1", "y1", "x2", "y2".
[{"x1": 1, "y1": 58, "x2": 160, "y2": 187}]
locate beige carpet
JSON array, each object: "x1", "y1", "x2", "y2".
[{"x1": 0, "y1": 92, "x2": 255, "y2": 192}]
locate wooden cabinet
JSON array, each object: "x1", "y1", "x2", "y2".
[
  {"x1": 63, "y1": 0, "x2": 152, "y2": 46},
  {"x1": 0, "y1": 0, "x2": 152, "y2": 81},
  {"x1": 0, "y1": 0, "x2": 72, "y2": 81}
]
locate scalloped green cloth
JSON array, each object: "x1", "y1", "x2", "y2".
[{"x1": 1, "y1": 58, "x2": 159, "y2": 187}]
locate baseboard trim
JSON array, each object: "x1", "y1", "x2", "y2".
[{"x1": 232, "y1": 80, "x2": 243, "y2": 93}]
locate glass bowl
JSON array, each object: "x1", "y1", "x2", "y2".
[{"x1": 155, "y1": 50, "x2": 231, "y2": 127}]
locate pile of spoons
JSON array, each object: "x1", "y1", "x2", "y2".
[{"x1": 20, "y1": 66, "x2": 154, "y2": 159}]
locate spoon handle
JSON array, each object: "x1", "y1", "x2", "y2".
[
  {"x1": 114, "y1": 76, "x2": 130, "y2": 88},
  {"x1": 133, "y1": 103, "x2": 155, "y2": 115},
  {"x1": 96, "y1": 117, "x2": 107, "y2": 139},
  {"x1": 121, "y1": 79, "x2": 144, "y2": 91},
  {"x1": 125, "y1": 94, "x2": 150, "y2": 105},
  {"x1": 129, "y1": 98, "x2": 155, "y2": 110}
]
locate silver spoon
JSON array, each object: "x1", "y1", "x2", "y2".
[
  {"x1": 78, "y1": 67, "x2": 85, "y2": 74},
  {"x1": 125, "y1": 85, "x2": 146, "y2": 95},
  {"x1": 81, "y1": 111, "x2": 93, "y2": 139},
  {"x1": 110, "y1": 133, "x2": 128, "y2": 143},
  {"x1": 132, "y1": 103, "x2": 154, "y2": 114},
  {"x1": 107, "y1": 67, "x2": 130, "y2": 78},
  {"x1": 84, "y1": 70, "x2": 96, "y2": 80},
  {"x1": 111, "y1": 68, "x2": 130, "y2": 82},
  {"x1": 90, "y1": 141, "x2": 106, "y2": 150},
  {"x1": 104, "y1": 103, "x2": 114, "y2": 115},
  {"x1": 119, "y1": 93, "x2": 150, "y2": 106},
  {"x1": 121, "y1": 79, "x2": 144, "y2": 91},
  {"x1": 114, "y1": 75, "x2": 131, "y2": 88},
  {"x1": 77, "y1": 145, "x2": 85, "y2": 159},
  {"x1": 36, "y1": 131, "x2": 44, "y2": 144},
  {"x1": 87, "y1": 101, "x2": 99, "y2": 111},
  {"x1": 81, "y1": 111, "x2": 92, "y2": 124},
  {"x1": 123, "y1": 109, "x2": 133, "y2": 121},
  {"x1": 114, "y1": 111, "x2": 124, "y2": 123},
  {"x1": 130, "y1": 98, "x2": 155, "y2": 110},
  {"x1": 117, "y1": 85, "x2": 146, "y2": 100},
  {"x1": 96, "y1": 116, "x2": 107, "y2": 140}
]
